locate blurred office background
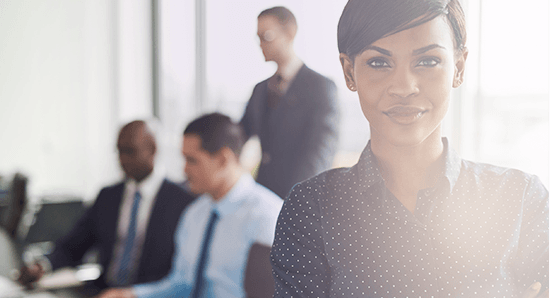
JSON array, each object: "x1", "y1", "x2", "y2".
[{"x1": 0, "y1": 0, "x2": 548, "y2": 208}]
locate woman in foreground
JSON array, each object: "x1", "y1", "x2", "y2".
[{"x1": 270, "y1": 0, "x2": 548, "y2": 297}]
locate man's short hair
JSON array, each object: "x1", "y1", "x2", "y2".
[
  {"x1": 183, "y1": 113, "x2": 245, "y2": 157},
  {"x1": 258, "y1": 6, "x2": 297, "y2": 37}
]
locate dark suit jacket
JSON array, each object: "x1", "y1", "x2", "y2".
[
  {"x1": 47, "y1": 179, "x2": 194, "y2": 289},
  {"x1": 241, "y1": 64, "x2": 339, "y2": 199}
]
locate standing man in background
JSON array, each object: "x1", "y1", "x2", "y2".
[
  {"x1": 240, "y1": 6, "x2": 340, "y2": 199},
  {"x1": 18, "y1": 120, "x2": 195, "y2": 295}
]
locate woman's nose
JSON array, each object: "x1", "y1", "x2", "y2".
[{"x1": 387, "y1": 67, "x2": 420, "y2": 99}]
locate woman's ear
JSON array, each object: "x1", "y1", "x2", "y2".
[
  {"x1": 453, "y1": 47, "x2": 469, "y2": 88},
  {"x1": 340, "y1": 53, "x2": 357, "y2": 92}
]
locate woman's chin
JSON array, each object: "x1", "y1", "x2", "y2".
[{"x1": 372, "y1": 127, "x2": 441, "y2": 149}]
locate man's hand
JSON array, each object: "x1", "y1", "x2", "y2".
[
  {"x1": 17, "y1": 263, "x2": 44, "y2": 288},
  {"x1": 522, "y1": 282, "x2": 549, "y2": 298},
  {"x1": 94, "y1": 288, "x2": 136, "y2": 298}
]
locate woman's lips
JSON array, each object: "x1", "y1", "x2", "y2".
[{"x1": 383, "y1": 106, "x2": 427, "y2": 125}]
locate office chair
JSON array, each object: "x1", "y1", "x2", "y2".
[{"x1": 244, "y1": 243, "x2": 275, "y2": 298}]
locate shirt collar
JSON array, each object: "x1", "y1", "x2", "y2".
[
  {"x1": 125, "y1": 166, "x2": 165, "y2": 201},
  {"x1": 275, "y1": 59, "x2": 303, "y2": 83},
  {"x1": 355, "y1": 140, "x2": 385, "y2": 189},
  {"x1": 202, "y1": 173, "x2": 255, "y2": 218},
  {"x1": 439, "y1": 137, "x2": 462, "y2": 194},
  {"x1": 356, "y1": 138, "x2": 462, "y2": 194}
]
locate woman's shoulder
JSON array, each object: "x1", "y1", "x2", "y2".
[
  {"x1": 286, "y1": 166, "x2": 361, "y2": 204},
  {"x1": 298, "y1": 166, "x2": 355, "y2": 188},
  {"x1": 461, "y1": 159, "x2": 541, "y2": 184},
  {"x1": 460, "y1": 159, "x2": 548, "y2": 198}
]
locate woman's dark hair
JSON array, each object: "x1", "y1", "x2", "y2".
[
  {"x1": 183, "y1": 112, "x2": 245, "y2": 157},
  {"x1": 337, "y1": 0, "x2": 466, "y2": 61}
]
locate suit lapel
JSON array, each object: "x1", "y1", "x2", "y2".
[
  {"x1": 135, "y1": 179, "x2": 166, "y2": 276},
  {"x1": 284, "y1": 64, "x2": 307, "y2": 101},
  {"x1": 101, "y1": 183, "x2": 125, "y2": 275}
]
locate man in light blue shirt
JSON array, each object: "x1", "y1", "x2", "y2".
[{"x1": 97, "y1": 113, "x2": 283, "y2": 298}]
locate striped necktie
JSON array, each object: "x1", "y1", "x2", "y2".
[
  {"x1": 116, "y1": 190, "x2": 142, "y2": 285},
  {"x1": 267, "y1": 73, "x2": 284, "y2": 108},
  {"x1": 191, "y1": 210, "x2": 219, "y2": 298}
]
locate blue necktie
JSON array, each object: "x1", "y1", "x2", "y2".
[
  {"x1": 191, "y1": 210, "x2": 219, "y2": 298},
  {"x1": 117, "y1": 190, "x2": 142, "y2": 285}
]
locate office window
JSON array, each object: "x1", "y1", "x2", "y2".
[
  {"x1": 158, "y1": 0, "x2": 196, "y2": 180},
  {"x1": 465, "y1": 0, "x2": 549, "y2": 187},
  {"x1": 158, "y1": 0, "x2": 548, "y2": 186}
]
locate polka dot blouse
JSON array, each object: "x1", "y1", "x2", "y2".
[{"x1": 271, "y1": 138, "x2": 549, "y2": 297}]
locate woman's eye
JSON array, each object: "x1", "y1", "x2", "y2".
[
  {"x1": 367, "y1": 59, "x2": 390, "y2": 69},
  {"x1": 417, "y1": 57, "x2": 440, "y2": 67}
]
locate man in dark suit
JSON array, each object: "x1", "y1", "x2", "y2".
[
  {"x1": 240, "y1": 6, "x2": 340, "y2": 199},
  {"x1": 18, "y1": 120, "x2": 195, "y2": 294}
]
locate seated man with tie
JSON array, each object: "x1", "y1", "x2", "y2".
[
  {"x1": 18, "y1": 120, "x2": 195, "y2": 294},
  {"x1": 98, "y1": 113, "x2": 283, "y2": 298}
]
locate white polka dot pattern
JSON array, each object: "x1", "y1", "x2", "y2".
[{"x1": 271, "y1": 139, "x2": 549, "y2": 297}]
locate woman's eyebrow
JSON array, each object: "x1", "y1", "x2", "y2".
[
  {"x1": 412, "y1": 44, "x2": 445, "y2": 55},
  {"x1": 365, "y1": 44, "x2": 445, "y2": 56},
  {"x1": 365, "y1": 46, "x2": 392, "y2": 56}
]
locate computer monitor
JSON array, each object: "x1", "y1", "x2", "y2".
[{"x1": 24, "y1": 200, "x2": 86, "y2": 245}]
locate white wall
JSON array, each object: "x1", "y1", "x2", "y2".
[{"x1": 0, "y1": 0, "x2": 155, "y2": 201}]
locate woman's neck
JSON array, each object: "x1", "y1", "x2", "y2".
[{"x1": 371, "y1": 129, "x2": 444, "y2": 212}]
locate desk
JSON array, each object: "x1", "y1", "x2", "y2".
[
  {"x1": 0, "y1": 270, "x2": 99, "y2": 298},
  {"x1": 0, "y1": 228, "x2": 96, "y2": 298},
  {"x1": 0, "y1": 276, "x2": 57, "y2": 298}
]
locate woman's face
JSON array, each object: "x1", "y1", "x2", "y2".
[{"x1": 341, "y1": 16, "x2": 467, "y2": 147}]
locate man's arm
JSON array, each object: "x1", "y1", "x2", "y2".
[
  {"x1": 240, "y1": 83, "x2": 265, "y2": 141},
  {"x1": 46, "y1": 204, "x2": 98, "y2": 270},
  {"x1": 292, "y1": 79, "x2": 339, "y2": 182},
  {"x1": 19, "y1": 187, "x2": 116, "y2": 288},
  {"x1": 18, "y1": 195, "x2": 99, "y2": 287},
  {"x1": 131, "y1": 276, "x2": 191, "y2": 298},
  {"x1": 44, "y1": 187, "x2": 112, "y2": 272},
  {"x1": 95, "y1": 281, "x2": 192, "y2": 298}
]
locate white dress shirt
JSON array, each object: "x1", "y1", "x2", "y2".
[
  {"x1": 105, "y1": 167, "x2": 165, "y2": 285},
  {"x1": 271, "y1": 58, "x2": 303, "y2": 95},
  {"x1": 133, "y1": 173, "x2": 283, "y2": 298}
]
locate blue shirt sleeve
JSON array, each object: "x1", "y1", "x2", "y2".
[{"x1": 133, "y1": 278, "x2": 192, "y2": 298}]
